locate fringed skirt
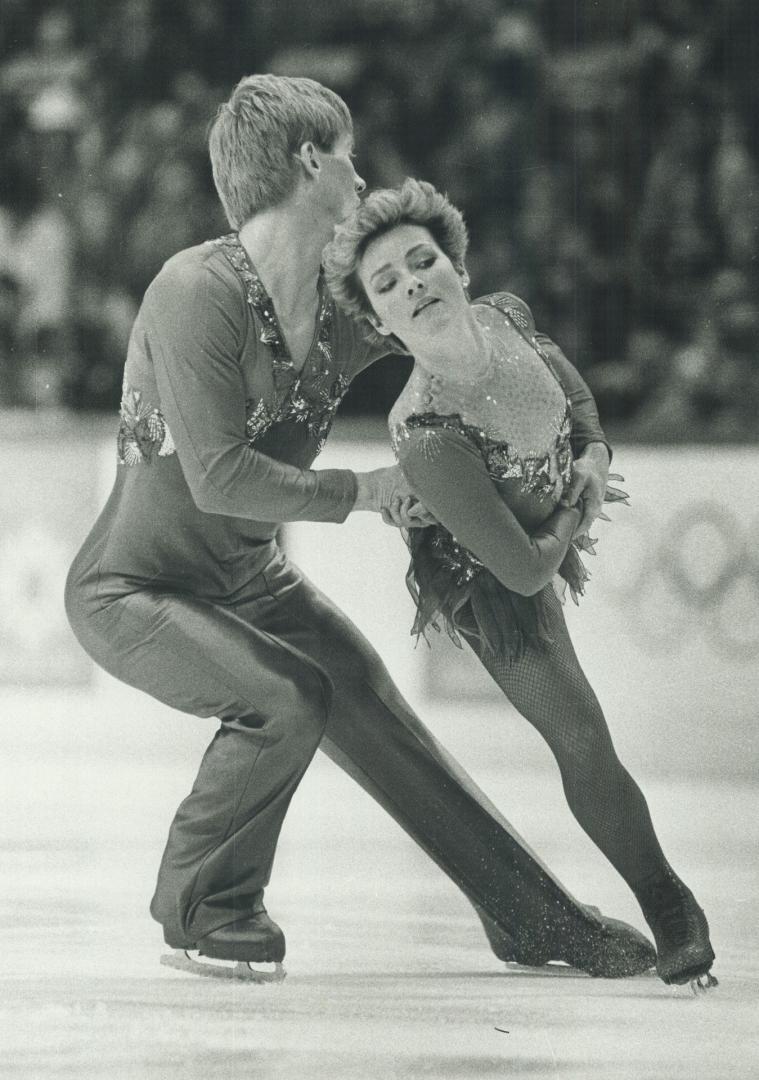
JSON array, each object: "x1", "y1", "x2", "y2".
[{"x1": 404, "y1": 478, "x2": 628, "y2": 660}]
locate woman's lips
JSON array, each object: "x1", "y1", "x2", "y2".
[{"x1": 413, "y1": 297, "x2": 440, "y2": 317}]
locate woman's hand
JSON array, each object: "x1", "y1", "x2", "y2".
[{"x1": 560, "y1": 442, "x2": 610, "y2": 537}]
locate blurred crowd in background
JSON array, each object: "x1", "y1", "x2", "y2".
[{"x1": 0, "y1": 0, "x2": 756, "y2": 439}]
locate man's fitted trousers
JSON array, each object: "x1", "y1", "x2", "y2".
[{"x1": 65, "y1": 547, "x2": 591, "y2": 949}]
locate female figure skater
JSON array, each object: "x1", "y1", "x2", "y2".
[{"x1": 324, "y1": 179, "x2": 717, "y2": 990}]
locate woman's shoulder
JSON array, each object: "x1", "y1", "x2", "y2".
[{"x1": 472, "y1": 291, "x2": 536, "y2": 333}]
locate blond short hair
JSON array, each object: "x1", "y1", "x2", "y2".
[
  {"x1": 209, "y1": 74, "x2": 352, "y2": 227},
  {"x1": 323, "y1": 179, "x2": 469, "y2": 326}
]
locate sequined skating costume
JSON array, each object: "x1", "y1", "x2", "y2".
[
  {"x1": 391, "y1": 291, "x2": 629, "y2": 657},
  {"x1": 391, "y1": 292, "x2": 716, "y2": 988}
]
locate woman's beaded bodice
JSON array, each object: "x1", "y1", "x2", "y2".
[
  {"x1": 388, "y1": 291, "x2": 625, "y2": 654},
  {"x1": 390, "y1": 298, "x2": 572, "y2": 501}
]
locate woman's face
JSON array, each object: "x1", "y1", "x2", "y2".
[{"x1": 358, "y1": 223, "x2": 468, "y2": 345}]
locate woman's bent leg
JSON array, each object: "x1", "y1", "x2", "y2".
[
  {"x1": 466, "y1": 586, "x2": 669, "y2": 890},
  {"x1": 465, "y1": 587, "x2": 715, "y2": 984}
]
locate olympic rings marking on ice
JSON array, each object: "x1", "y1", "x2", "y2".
[
  {"x1": 660, "y1": 502, "x2": 745, "y2": 609},
  {"x1": 606, "y1": 501, "x2": 759, "y2": 661}
]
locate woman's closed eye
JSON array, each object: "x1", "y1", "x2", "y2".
[{"x1": 373, "y1": 255, "x2": 436, "y2": 295}]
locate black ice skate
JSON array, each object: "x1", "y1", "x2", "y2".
[
  {"x1": 637, "y1": 868, "x2": 717, "y2": 992},
  {"x1": 160, "y1": 910, "x2": 286, "y2": 983}
]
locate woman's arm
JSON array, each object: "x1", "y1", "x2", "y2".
[
  {"x1": 398, "y1": 426, "x2": 581, "y2": 596},
  {"x1": 534, "y1": 332, "x2": 612, "y2": 462},
  {"x1": 533, "y1": 335, "x2": 612, "y2": 534},
  {"x1": 145, "y1": 258, "x2": 358, "y2": 523}
]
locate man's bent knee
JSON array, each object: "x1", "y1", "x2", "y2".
[{"x1": 232, "y1": 663, "x2": 331, "y2": 744}]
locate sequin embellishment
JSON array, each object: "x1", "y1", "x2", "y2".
[
  {"x1": 245, "y1": 398, "x2": 275, "y2": 443},
  {"x1": 396, "y1": 409, "x2": 573, "y2": 498},
  {"x1": 213, "y1": 234, "x2": 348, "y2": 452},
  {"x1": 485, "y1": 291, "x2": 534, "y2": 331},
  {"x1": 245, "y1": 372, "x2": 350, "y2": 451},
  {"x1": 117, "y1": 384, "x2": 176, "y2": 465},
  {"x1": 394, "y1": 409, "x2": 574, "y2": 586}
]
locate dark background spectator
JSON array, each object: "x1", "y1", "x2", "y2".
[{"x1": 0, "y1": 0, "x2": 756, "y2": 440}]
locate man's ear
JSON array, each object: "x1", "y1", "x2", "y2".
[{"x1": 297, "y1": 141, "x2": 320, "y2": 177}]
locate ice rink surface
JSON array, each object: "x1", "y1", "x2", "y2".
[{"x1": 2, "y1": 687, "x2": 757, "y2": 1080}]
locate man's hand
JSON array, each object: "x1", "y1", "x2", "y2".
[
  {"x1": 353, "y1": 465, "x2": 436, "y2": 528},
  {"x1": 560, "y1": 442, "x2": 610, "y2": 537},
  {"x1": 381, "y1": 495, "x2": 437, "y2": 529}
]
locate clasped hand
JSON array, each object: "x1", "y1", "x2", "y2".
[
  {"x1": 381, "y1": 493, "x2": 436, "y2": 529},
  {"x1": 559, "y1": 443, "x2": 610, "y2": 537},
  {"x1": 357, "y1": 464, "x2": 436, "y2": 529}
]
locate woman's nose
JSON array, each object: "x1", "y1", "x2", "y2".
[{"x1": 406, "y1": 277, "x2": 423, "y2": 297}]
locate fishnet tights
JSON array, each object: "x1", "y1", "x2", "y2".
[{"x1": 463, "y1": 586, "x2": 668, "y2": 893}]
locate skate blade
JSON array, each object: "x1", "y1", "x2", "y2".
[
  {"x1": 689, "y1": 971, "x2": 718, "y2": 996},
  {"x1": 502, "y1": 960, "x2": 594, "y2": 978},
  {"x1": 160, "y1": 950, "x2": 286, "y2": 984}
]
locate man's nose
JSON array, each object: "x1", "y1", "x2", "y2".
[{"x1": 354, "y1": 174, "x2": 366, "y2": 194}]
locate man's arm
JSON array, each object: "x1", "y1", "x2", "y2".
[{"x1": 146, "y1": 259, "x2": 415, "y2": 524}]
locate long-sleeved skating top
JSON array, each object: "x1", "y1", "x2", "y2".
[
  {"x1": 73, "y1": 234, "x2": 384, "y2": 602},
  {"x1": 390, "y1": 292, "x2": 625, "y2": 655}
]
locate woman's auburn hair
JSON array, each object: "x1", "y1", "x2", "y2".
[{"x1": 323, "y1": 178, "x2": 469, "y2": 325}]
